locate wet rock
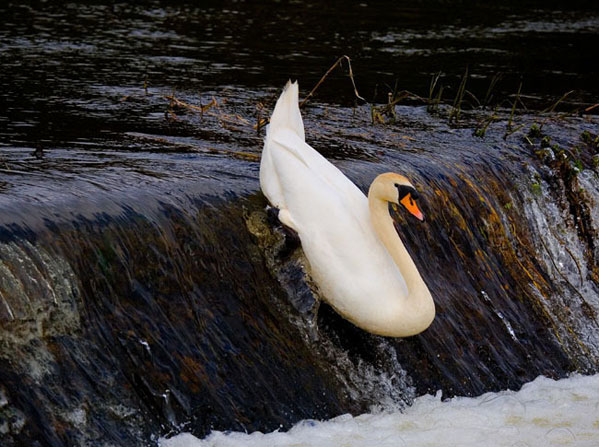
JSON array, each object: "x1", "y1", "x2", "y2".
[
  {"x1": 245, "y1": 207, "x2": 318, "y2": 316},
  {"x1": 0, "y1": 241, "x2": 80, "y2": 345},
  {"x1": 0, "y1": 386, "x2": 26, "y2": 445}
]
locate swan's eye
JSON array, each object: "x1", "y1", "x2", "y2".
[
  {"x1": 400, "y1": 193, "x2": 424, "y2": 221},
  {"x1": 395, "y1": 184, "x2": 414, "y2": 201}
]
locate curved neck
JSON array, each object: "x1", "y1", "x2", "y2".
[
  {"x1": 367, "y1": 179, "x2": 435, "y2": 335},
  {"x1": 368, "y1": 196, "x2": 422, "y2": 292}
]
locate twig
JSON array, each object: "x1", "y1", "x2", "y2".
[
  {"x1": 163, "y1": 95, "x2": 217, "y2": 114},
  {"x1": 517, "y1": 96, "x2": 528, "y2": 111},
  {"x1": 585, "y1": 103, "x2": 599, "y2": 113},
  {"x1": 464, "y1": 89, "x2": 481, "y2": 108},
  {"x1": 542, "y1": 90, "x2": 574, "y2": 114},
  {"x1": 300, "y1": 55, "x2": 366, "y2": 107}
]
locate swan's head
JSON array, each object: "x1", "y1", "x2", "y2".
[{"x1": 370, "y1": 173, "x2": 424, "y2": 221}]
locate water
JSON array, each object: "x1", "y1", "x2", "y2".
[
  {"x1": 1, "y1": 2, "x2": 599, "y2": 446},
  {"x1": 160, "y1": 373, "x2": 599, "y2": 447},
  {"x1": 3, "y1": 101, "x2": 598, "y2": 445},
  {"x1": 2, "y1": 1, "x2": 599, "y2": 152}
]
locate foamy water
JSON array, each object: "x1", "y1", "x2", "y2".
[{"x1": 160, "y1": 374, "x2": 599, "y2": 447}]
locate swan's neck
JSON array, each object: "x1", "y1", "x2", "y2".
[
  {"x1": 368, "y1": 197, "x2": 422, "y2": 292},
  {"x1": 368, "y1": 186, "x2": 435, "y2": 335}
]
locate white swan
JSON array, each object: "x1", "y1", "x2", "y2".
[{"x1": 259, "y1": 82, "x2": 435, "y2": 337}]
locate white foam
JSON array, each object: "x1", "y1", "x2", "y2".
[{"x1": 160, "y1": 374, "x2": 599, "y2": 447}]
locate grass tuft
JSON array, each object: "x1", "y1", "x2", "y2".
[
  {"x1": 427, "y1": 71, "x2": 443, "y2": 112},
  {"x1": 483, "y1": 73, "x2": 503, "y2": 108},
  {"x1": 449, "y1": 67, "x2": 468, "y2": 123}
]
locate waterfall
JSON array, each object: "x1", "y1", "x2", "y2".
[{"x1": 1, "y1": 99, "x2": 598, "y2": 446}]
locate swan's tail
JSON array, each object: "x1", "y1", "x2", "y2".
[{"x1": 267, "y1": 80, "x2": 305, "y2": 141}]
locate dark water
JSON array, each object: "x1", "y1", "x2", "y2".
[
  {"x1": 1, "y1": 0, "x2": 599, "y2": 150},
  {"x1": 1, "y1": 2, "x2": 599, "y2": 447}
]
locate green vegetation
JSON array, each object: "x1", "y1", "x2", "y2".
[
  {"x1": 427, "y1": 71, "x2": 443, "y2": 113},
  {"x1": 474, "y1": 106, "x2": 499, "y2": 138},
  {"x1": 581, "y1": 130, "x2": 599, "y2": 150},
  {"x1": 137, "y1": 56, "x2": 597, "y2": 151},
  {"x1": 503, "y1": 82, "x2": 523, "y2": 139},
  {"x1": 449, "y1": 67, "x2": 469, "y2": 123},
  {"x1": 483, "y1": 73, "x2": 503, "y2": 108},
  {"x1": 541, "y1": 136, "x2": 552, "y2": 148},
  {"x1": 528, "y1": 124, "x2": 542, "y2": 138}
]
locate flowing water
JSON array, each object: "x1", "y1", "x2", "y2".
[
  {"x1": 161, "y1": 374, "x2": 599, "y2": 447},
  {"x1": 0, "y1": 2, "x2": 599, "y2": 446}
]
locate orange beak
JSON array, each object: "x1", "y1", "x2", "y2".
[{"x1": 400, "y1": 193, "x2": 424, "y2": 221}]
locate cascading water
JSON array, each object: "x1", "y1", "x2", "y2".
[
  {"x1": 1, "y1": 96, "x2": 598, "y2": 446},
  {"x1": 1, "y1": 2, "x2": 598, "y2": 446}
]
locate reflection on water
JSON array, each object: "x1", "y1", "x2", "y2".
[{"x1": 1, "y1": 1, "x2": 598, "y2": 155}]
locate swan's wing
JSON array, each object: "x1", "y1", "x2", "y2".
[
  {"x1": 261, "y1": 127, "x2": 372, "y2": 237},
  {"x1": 260, "y1": 81, "x2": 363, "y2": 212},
  {"x1": 269, "y1": 128, "x2": 364, "y2": 202},
  {"x1": 259, "y1": 136, "x2": 286, "y2": 208},
  {"x1": 264, "y1": 131, "x2": 373, "y2": 238}
]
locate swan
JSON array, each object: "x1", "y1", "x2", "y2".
[{"x1": 259, "y1": 81, "x2": 435, "y2": 337}]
